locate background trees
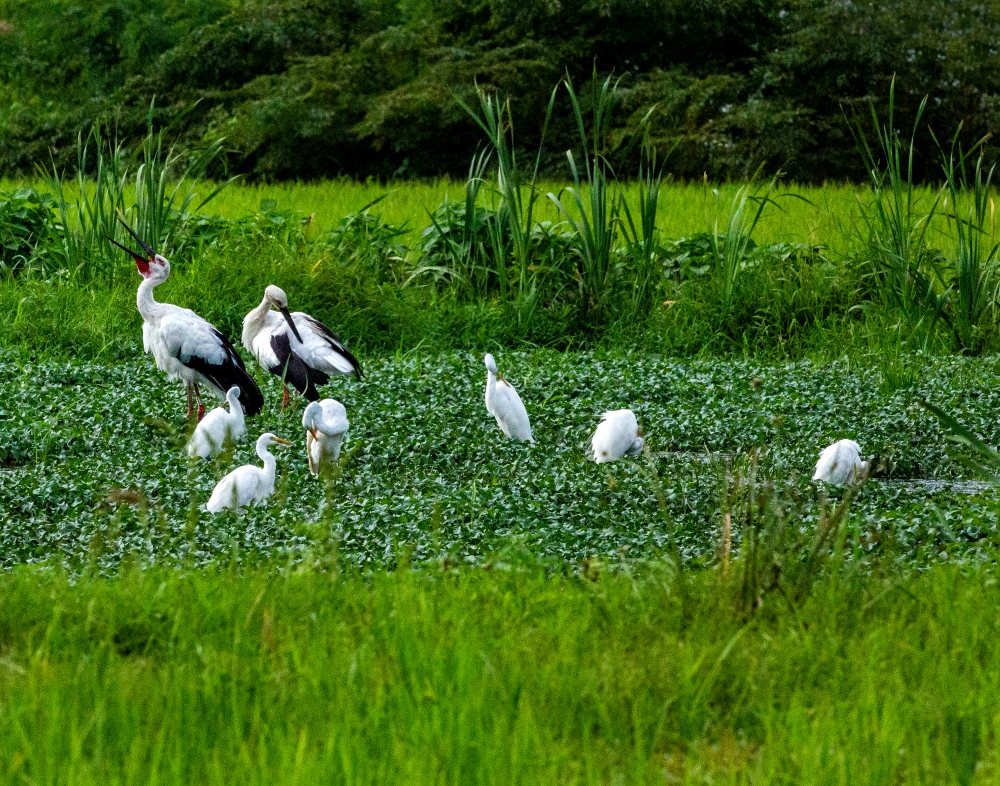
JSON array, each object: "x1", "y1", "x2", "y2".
[{"x1": 0, "y1": 0, "x2": 997, "y2": 181}]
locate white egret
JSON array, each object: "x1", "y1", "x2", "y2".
[
  {"x1": 242, "y1": 285, "x2": 361, "y2": 407},
  {"x1": 483, "y1": 353, "x2": 533, "y2": 443},
  {"x1": 591, "y1": 409, "x2": 644, "y2": 463},
  {"x1": 186, "y1": 386, "x2": 246, "y2": 459},
  {"x1": 812, "y1": 439, "x2": 869, "y2": 484},
  {"x1": 302, "y1": 399, "x2": 350, "y2": 475},
  {"x1": 205, "y1": 432, "x2": 292, "y2": 513},
  {"x1": 108, "y1": 215, "x2": 263, "y2": 420}
]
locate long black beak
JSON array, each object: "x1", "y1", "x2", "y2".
[
  {"x1": 105, "y1": 234, "x2": 148, "y2": 265},
  {"x1": 280, "y1": 306, "x2": 304, "y2": 343},
  {"x1": 115, "y1": 210, "x2": 156, "y2": 258}
]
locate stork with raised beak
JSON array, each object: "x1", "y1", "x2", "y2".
[{"x1": 108, "y1": 214, "x2": 264, "y2": 420}]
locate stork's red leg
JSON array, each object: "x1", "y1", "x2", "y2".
[
  {"x1": 281, "y1": 385, "x2": 290, "y2": 409},
  {"x1": 186, "y1": 385, "x2": 194, "y2": 420},
  {"x1": 194, "y1": 384, "x2": 206, "y2": 421}
]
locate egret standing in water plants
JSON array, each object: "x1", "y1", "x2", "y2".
[
  {"x1": 108, "y1": 215, "x2": 263, "y2": 420},
  {"x1": 812, "y1": 439, "x2": 869, "y2": 484},
  {"x1": 483, "y1": 353, "x2": 533, "y2": 443},
  {"x1": 302, "y1": 399, "x2": 350, "y2": 475},
  {"x1": 186, "y1": 386, "x2": 246, "y2": 459},
  {"x1": 243, "y1": 285, "x2": 361, "y2": 407},
  {"x1": 591, "y1": 409, "x2": 644, "y2": 463},
  {"x1": 205, "y1": 432, "x2": 292, "y2": 512}
]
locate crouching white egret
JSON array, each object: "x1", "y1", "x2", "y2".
[
  {"x1": 205, "y1": 432, "x2": 291, "y2": 513},
  {"x1": 302, "y1": 399, "x2": 349, "y2": 475},
  {"x1": 243, "y1": 285, "x2": 362, "y2": 408},
  {"x1": 591, "y1": 409, "x2": 644, "y2": 463},
  {"x1": 812, "y1": 439, "x2": 869, "y2": 484},
  {"x1": 484, "y1": 354, "x2": 533, "y2": 443},
  {"x1": 186, "y1": 386, "x2": 246, "y2": 459}
]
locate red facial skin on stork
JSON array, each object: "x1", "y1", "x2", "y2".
[{"x1": 107, "y1": 213, "x2": 157, "y2": 278}]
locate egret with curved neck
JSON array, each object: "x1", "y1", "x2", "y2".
[
  {"x1": 205, "y1": 432, "x2": 292, "y2": 512},
  {"x1": 302, "y1": 399, "x2": 350, "y2": 475}
]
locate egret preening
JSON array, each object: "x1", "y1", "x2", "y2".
[
  {"x1": 483, "y1": 353, "x2": 533, "y2": 443},
  {"x1": 186, "y1": 386, "x2": 246, "y2": 459},
  {"x1": 591, "y1": 409, "x2": 644, "y2": 463},
  {"x1": 813, "y1": 439, "x2": 869, "y2": 484},
  {"x1": 205, "y1": 432, "x2": 292, "y2": 513},
  {"x1": 242, "y1": 285, "x2": 361, "y2": 407},
  {"x1": 302, "y1": 399, "x2": 350, "y2": 475},
  {"x1": 109, "y1": 215, "x2": 263, "y2": 420}
]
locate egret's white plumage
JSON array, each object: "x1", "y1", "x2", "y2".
[
  {"x1": 483, "y1": 354, "x2": 533, "y2": 443},
  {"x1": 302, "y1": 399, "x2": 350, "y2": 475},
  {"x1": 186, "y1": 386, "x2": 246, "y2": 458},
  {"x1": 243, "y1": 285, "x2": 361, "y2": 405},
  {"x1": 108, "y1": 215, "x2": 263, "y2": 419},
  {"x1": 812, "y1": 439, "x2": 869, "y2": 484},
  {"x1": 591, "y1": 409, "x2": 644, "y2": 463},
  {"x1": 205, "y1": 432, "x2": 291, "y2": 513}
]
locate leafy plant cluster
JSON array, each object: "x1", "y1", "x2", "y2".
[
  {"x1": 1, "y1": 0, "x2": 999, "y2": 183},
  {"x1": 0, "y1": 187, "x2": 51, "y2": 275},
  {"x1": 2, "y1": 350, "x2": 1000, "y2": 574}
]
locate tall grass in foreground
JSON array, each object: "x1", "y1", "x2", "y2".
[{"x1": 0, "y1": 562, "x2": 997, "y2": 783}]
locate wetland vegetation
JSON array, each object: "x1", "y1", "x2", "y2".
[{"x1": 2, "y1": 3, "x2": 1000, "y2": 779}]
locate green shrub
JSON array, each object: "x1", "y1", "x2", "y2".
[{"x1": 0, "y1": 188, "x2": 52, "y2": 275}]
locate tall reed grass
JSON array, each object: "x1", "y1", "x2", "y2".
[
  {"x1": 939, "y1": 131, "x2": 1000, "y2": 353},
  {"x1": 41, "y1": 120, "x2": 232, "y2": 283},
  {"x1": 851, "y1": 81, "x2": 947, "y2": 347}
]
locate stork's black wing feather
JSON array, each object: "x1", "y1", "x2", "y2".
[
  {"x1": 183, "y1": 329, "x2": 265, "y2": 416},
  {"x1": 269, "y1": 333, "x2": 328, "y2": 401},
  {"x1": 303, "y1": 315, "x2": 362, "y2": 379}
]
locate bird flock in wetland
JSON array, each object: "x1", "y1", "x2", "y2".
[{"x1": 107, "y1": 213, "x2": 869, "y2": 513}]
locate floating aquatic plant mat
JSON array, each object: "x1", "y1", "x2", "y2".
[{"x1": 2, "y1": 351, "x2": 999, "y2": 571}]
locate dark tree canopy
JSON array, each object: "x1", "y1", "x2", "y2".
[{"x1": 0, "y1": 0, "x2": 997, "y2": 181}]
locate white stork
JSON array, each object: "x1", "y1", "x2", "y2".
[
  {"x1": 813, "y1": 439, "x2": 869, "y2": 484},
  {"x1": 242, "y1": 285, "x2": 361, "y2": 407},
  {"x1": 591, "y1": 409, "x2": 644, "y2": 463},
  {"x1": 302, "y1": 399, "x2": 350, "y2": 475},
  {"x1": 108, "y1": 216, "x2": 263, "y2": 420},
  {"x1": 483, "y1": 353, "x2": 533, "y2": 443},
  {"x1": 205, "y1": 432, "x2": 291, "y2": 512}
]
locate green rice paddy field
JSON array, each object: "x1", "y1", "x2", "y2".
[{"x1": 2, "y1": 179, "x2": 999, "y2": 783}]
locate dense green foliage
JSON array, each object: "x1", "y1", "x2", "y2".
[
  {"x1": 1, "y1": 0, "x2": 998, "y2": 181},
  {"x1": 0, "y1": 562, "x2": 997, "y2": 782}
]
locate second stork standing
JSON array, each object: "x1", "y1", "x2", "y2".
[{"x1": 243, "y1": 285, "x2": 362, "y2": 407}]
